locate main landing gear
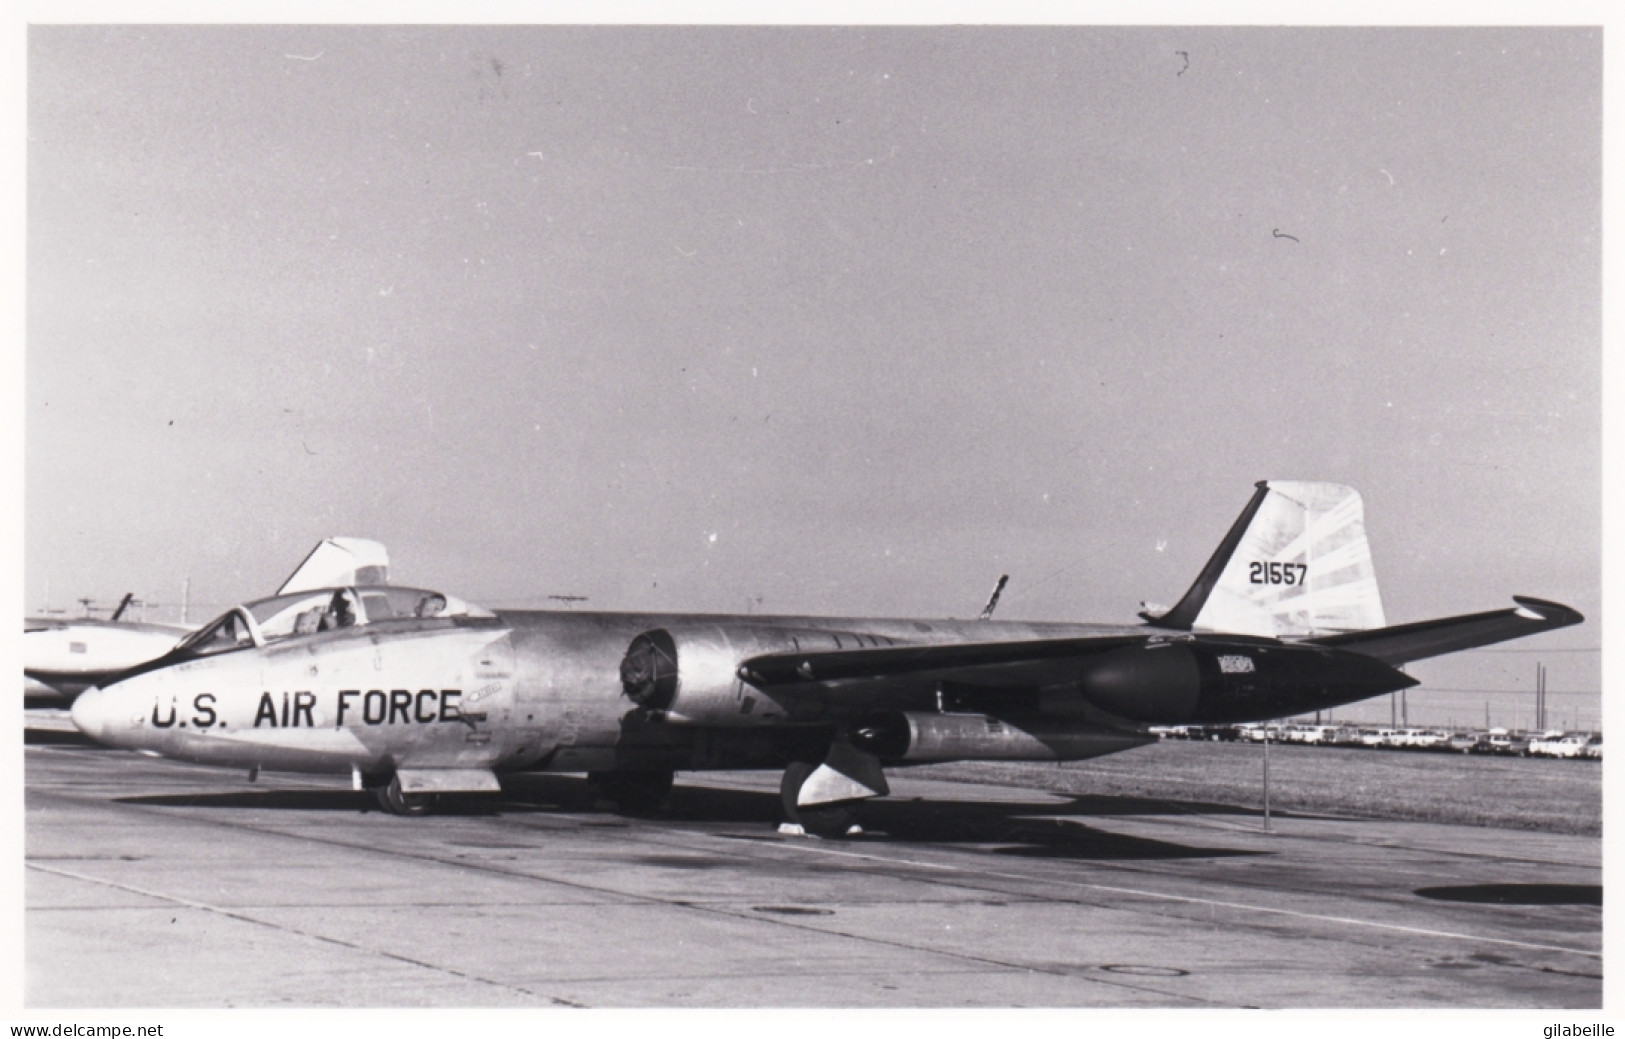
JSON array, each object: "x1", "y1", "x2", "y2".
[
  {"x1": 780, "y1": 761, "x2": 862, "y2": 838},
  {"x1": 779, "y1": 743, "x2": 890, "y2": 839}
]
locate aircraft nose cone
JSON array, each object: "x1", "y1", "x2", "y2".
[{"x1": 70, "y1": 686, "x2": 112, "y2": 740}]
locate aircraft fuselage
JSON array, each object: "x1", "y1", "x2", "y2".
[{"x1": 70, "y1": 607, "x2": 1414, "y2": 780}]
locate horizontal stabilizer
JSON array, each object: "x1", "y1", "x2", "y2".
[{"x1": 1306, "y1": 596, "x2": 1583, "y2": 666}]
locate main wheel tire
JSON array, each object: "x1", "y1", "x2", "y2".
[
  {"x1": 377, "y1": 774, "x2": 437, "y2": 816},
  {"x1": 588, "y1": 769, "x2": 675, "y2": 814},
  {"x1": 797, "y1": 801, "x2": 860, "y2": 839},
  {"x1": 779, "y1": 760, "x2": 861, "y2": 839},
  {"x1": 779, "y1": 760, "x2": 817, "y2": 821}
]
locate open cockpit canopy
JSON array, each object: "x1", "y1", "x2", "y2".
[{"x1": 173, "y1": 585, "x2": 494, "y2": 659}]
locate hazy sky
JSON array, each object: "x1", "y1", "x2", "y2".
[{"x1": 24, "y1": 25, "x2": 1600, "y2": 720}]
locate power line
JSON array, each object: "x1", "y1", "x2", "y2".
[{"x1": 1416, "y1": 687, "x2": 1598, "y2": 696}]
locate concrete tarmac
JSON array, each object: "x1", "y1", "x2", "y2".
[{"x1": 25, "y1": 733, "x2": 1601, "y2": 1008}]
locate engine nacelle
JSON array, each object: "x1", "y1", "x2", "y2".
[
  {"x1": 1064, "y1": 640, "x2": 1416, "y2": 724},
  {"x1": 619, "y1": 625, "x2": 898, "y2": 724},
  {"x1": 847, "y1": 711, "x2": 1153, "y2": 763}
]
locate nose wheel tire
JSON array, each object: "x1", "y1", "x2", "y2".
[
  {"x1": 377, "y1": 774, "x2": 437, "y2": 816},
  {"x1": 780, "y1": 760, "x2": 862, "y2": 839}
]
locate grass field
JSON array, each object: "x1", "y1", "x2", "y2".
[{"x1": 912, "y1": 740, "x2": 1602, "y2": 835}]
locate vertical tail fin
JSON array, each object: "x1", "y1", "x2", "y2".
[{"x1": 1153, "y1": 481, "x2": 1385, "y2": 638}]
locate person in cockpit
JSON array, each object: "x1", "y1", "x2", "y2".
[
  {"x1": 319, "y1": 589, "x2": 357, "y2": 631},
  {"x1": 293, "y1": 605, "x2": 323, "y2": 635},
  {"x1": 219, "y1": 611, "x2": 252, "y2": 648},
  {"x1": 414, "y1": 593, "x2": 447, "y2": 618}
]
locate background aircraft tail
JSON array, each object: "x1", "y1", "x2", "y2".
[{"x1": 1151, "y1": 481, "x2": 1386, "y2": 638}]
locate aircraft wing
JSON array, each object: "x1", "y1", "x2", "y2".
[
  {"x1": 737, "y1": 634, "x2": 1150, "y2": 695},
  {"x1": 1304, "y1": 596, "x2": 1583, "y2": 666},
  {"x1": 735, "y1": 628, "x2": 1417, "y2": 725}
]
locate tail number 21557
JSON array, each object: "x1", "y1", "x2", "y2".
[{"x1": 1249, "y1": 561, "x2": 1307, "y2": 586}]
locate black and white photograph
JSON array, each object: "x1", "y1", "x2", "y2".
[{"x1": 12, "y1": 10, "x2": 1604, "y2": 1024}]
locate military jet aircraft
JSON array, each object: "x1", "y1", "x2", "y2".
[
  {"x1": 26, "y1": 537, "x2": 388, "y2": 701},
  {"x1": 69, "y1": 483, "x2": 1581, "y2": 836}
]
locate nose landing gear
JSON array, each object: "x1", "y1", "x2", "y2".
[{"x1": 376, "y1": 773, "x2": 437, "y2": 816}]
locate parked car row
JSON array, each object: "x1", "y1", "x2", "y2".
[
  {"x1": 1153, "y1": 725, "x2": 1244, "y2": 742},
  {"x1": 1149, "y1": 724, "x2": 1601, "y2": 759},
  {"x1": 1527, "y1": 731, "x2": 1602, "y2": 759}
]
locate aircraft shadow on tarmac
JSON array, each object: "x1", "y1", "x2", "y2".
[
  {"x1": 115, "y1": 774, "x2": 1268, "y2": 862},
  {"x1": 847, "y1": 798, "x2": 1265, "y2": 861},
  {"x1": 24, "y1": 728, "x2": 102, "y2": 748},
  {"x1": 117, "y1": 789, "x2": 382, "y2": 812},
  {"x1": 1415, "y1": 883, "x2": 1602, "y2": 906}
]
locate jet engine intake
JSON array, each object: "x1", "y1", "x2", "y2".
[
  {"x1": 620, "y1": 630, "x2": 679, "y2": 710},
  {"x1": 619, "y1": 625, "x2": 900, "y2": 724}
]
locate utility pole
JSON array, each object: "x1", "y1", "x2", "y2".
[
  {"x1": 1262, "y1": 722, "x2": 1273, "y2": 834},
  {"x1": 1536, "y1": 662, "x2": 1547, "y2": 731}
]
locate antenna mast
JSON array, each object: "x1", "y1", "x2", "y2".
[{"x1": 979, "y1": 575, "x2": 1010, "y2": 621}]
